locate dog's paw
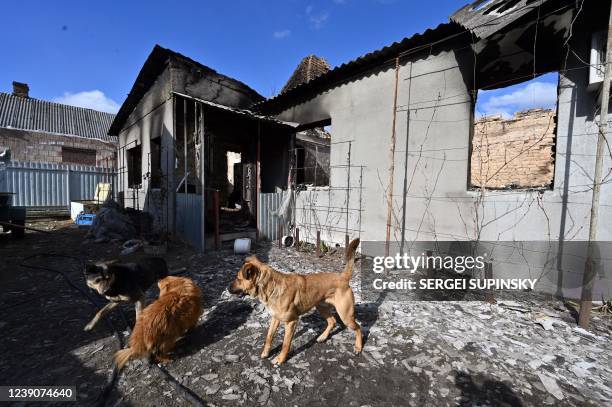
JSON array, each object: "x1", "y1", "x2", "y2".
[
  {"x1": 316, "y1": 334, "x2": 328, "y2": 343},
  {"x1": 154, "y1": 354, "x2": 172, "y2": 364},
  {"x1": 271, "y1": 356, "x2": 285, "y2": 366},
  {"x1": 260, "y1": 350, "x2": 270, "y2": 359},
  {"x1": 353, "y1": 346, "x2": 362, "y2": 355},
  {"x1": 83, "y1": 323, "x2": 94, "y2": 332}
]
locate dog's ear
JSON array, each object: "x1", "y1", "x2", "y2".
[
  {"x1": 244, "y1": 263, "x2": 260, "y2": 280},
  {"x1": 158, "y1": 278, "x2": 168, "y2": 292},
  {"x1": 84, "y1": 263, "x2": 97, "y2": 275}
]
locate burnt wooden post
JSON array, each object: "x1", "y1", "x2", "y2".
[
  {"x1": 295, "y1": 228, "x2": 300, "y2": 250},
  {"x1": 316, "y1": 230, "x2": 321, "y2": 257},
  {"x1": 345, "y1": 234, "x2": 350, "y2": 257},
  {"x1": 426, "y1": 250, "x2": 434, "y2": 278},
  {"x1": 579, "y1": 0, "x2": 612, "y2": 329},
  {"x1": 255, "y1": 122, "x2": 261, "y2": 240},
  {"x1": 213, "y1": 190, "x2": 220, "y2": 251},
  {"x1": 484, "y1": 262, "x2": 496, "y2": 304}
]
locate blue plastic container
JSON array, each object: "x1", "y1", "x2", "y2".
[{"x1": 76, "y1": 213, "x2": 96, "y2": 226}]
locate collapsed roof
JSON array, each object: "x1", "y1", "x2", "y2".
[
  {"x1": 109, "y1": 45, "x2": 264, "y2": 136},
  {"x1": 451, "y1": 0, "x2": 554, "y2": 39}
]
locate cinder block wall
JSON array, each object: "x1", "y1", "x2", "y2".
[
  {"x1": 0, "y1": 128, "x2": 117, "y2": 167},
  {"x1": 471, "y1": 109, "x2": 555, "y2": 189}
]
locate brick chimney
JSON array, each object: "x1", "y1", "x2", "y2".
[{"x1": 12, "y1": 81, "x2": 29, "y2": 98}]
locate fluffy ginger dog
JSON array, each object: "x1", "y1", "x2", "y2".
[{"x1": 114, "y1": 276, "x2": 202, "y2": 370}]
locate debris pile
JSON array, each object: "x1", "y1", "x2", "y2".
[{"x1": 86, "y1": 199, "x2": 136, "y2": 242}]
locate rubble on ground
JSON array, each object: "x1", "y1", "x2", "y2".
[
  {"x1": 2, "y1": 223, "x2": 610, "y2": 406},
  {"x1": 111, "y1": 245, "x2": 612, "y2": 406}
]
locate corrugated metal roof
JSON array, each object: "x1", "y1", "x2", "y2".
[
  {"x1": 450, "y1": 0, "x2": 554, "y2": 39},
  {"x1": 173, "y1": 92, "x2": 299, "y2": 128},
  {"x1": 254, "y1": 22, "x2": 466, "y2": 114},
  {"x1": 0, "y1": 92, "x2": 117, "y2": 142}
]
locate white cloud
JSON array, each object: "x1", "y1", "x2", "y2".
[
  {"x1": 273, "y1": 29, "x2": 291, "y2": 39},
  {"x1": 477, "y1": 81, "x2": 557, "y2": 119},
  {"x1": 53, "y1": 90, "x2": 120, "y2": 113},
  {"x1": 306, "y1": 5, "x2": 329, "y2": 29}
]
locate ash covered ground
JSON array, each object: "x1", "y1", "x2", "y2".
[{"x1": 0, "y1": 220, "x2": 610, "y2": 406}]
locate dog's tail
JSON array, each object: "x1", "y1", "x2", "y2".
[
  {"x1": 113, "y1": 348, "x2": 137, "y2": 371},
  {"x1": 341, "y1": 238, "x2": 360, "y2": 281}
]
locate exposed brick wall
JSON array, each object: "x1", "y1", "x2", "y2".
[
  {"x1": 0, "y1": 128, "x2": 117, "y2": 167},
  {"x1": 471, "y1": 109, "x2": 555, "y2": 189}
]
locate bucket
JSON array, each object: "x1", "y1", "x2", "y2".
[
  {"x1": 281, "y1": 235, "x2": 294, "y2": 247},
  {"x1": 234, "y1": 238, "x2": 251, "y2": 254}
]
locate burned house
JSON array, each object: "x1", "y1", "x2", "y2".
[
  {"x1": 109, "y1": 46, "x2": 295, "y2": 250},
  {"x1": 253, "y1": 0, "x2": 611, "y2": 299},
  {"x1": 108, "y1": 1, "x2": 609, "y2": 298},
  {"x1": 0, "y1": 82, "x2": 117, "y2": 167}
]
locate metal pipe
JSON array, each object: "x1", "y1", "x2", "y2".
[
  {"x1": 200, "y1": 103, "x2": 206, "y2": 253},
  {"x1": 345, "y1": 141, "x2": 351, "y2": 246},
  {"x1": 578, "y1": 3, "x2": 612, "y2": 328},
  {"x1": 385, "y1": 57, "x2": 400, "y2": 257},
  {"x1": 256, "y1": 122, "x2": 261, "y2": 240},
  {"x1": 171, "y1": 95, "x2": 177, "y2": 235},
  {"x1": 183, "y1": 98, "x2": 188, "y2": 196},
  {"x1": 400, "y1": 62, "x2": 413, "y2": 254},
  {"x1": 214, "y1": 189, "x2": 220, "y2": 251}
]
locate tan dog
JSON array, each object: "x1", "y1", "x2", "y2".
[
  {"x1": 114, "y1": 276, "x2": 202, "y2": 370},
  {"x1": 229, "y1": 238, "x2": 362, "y2": 365}
]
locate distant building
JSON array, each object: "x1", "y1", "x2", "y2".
[
  {"x1": 281, "y1": 55, "x2": 330, "y2": 94},
  {"x1": 0, "y1": 82, "x2": 117, "y2": 167},
  {"x1": 281, "y1": 55, "x2": 332, "y2": 187}
]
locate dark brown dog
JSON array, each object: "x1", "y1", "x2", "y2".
[
  {"x1": 84, "y1": 257, "x2": 168, "y2": 331},
  {"x1": 229, "y1": 238, "x2": 362, "y2": 365},
  {"x1": 113, "y1": 276, "x2": 202, "y2": 370}
]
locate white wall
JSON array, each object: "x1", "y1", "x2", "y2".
[{"x1": 275, "y1": 39, "x2": 611, "y2": 299}]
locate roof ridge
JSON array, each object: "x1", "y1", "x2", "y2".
[
  {"x1": 0, "y1": 92, "x2": 116, "y2": 141},
  {"x1": 256, "y1": 22, "x2": 464, "y2": 112},
  {"x1": 0, "y1": 92, "x2": 116, "y2": 117}
]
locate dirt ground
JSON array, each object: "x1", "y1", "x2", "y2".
[{"x1": 0, "y1": 220, "x2": 610, "y2": 406}]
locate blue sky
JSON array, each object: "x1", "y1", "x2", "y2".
[{"x1": 1, "y1": 0, "x2": 557, "y2": 116}]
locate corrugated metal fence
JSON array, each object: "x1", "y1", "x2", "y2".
[
  {"x1": 258, "y1": 191, "x2": 285, "y2": 241},
  {"x1": 0, "y1": 161, "x2": 115, "y2": 211},
  {"x1": 175, "y1": 193, "x2": 202, "y2": 250}
]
